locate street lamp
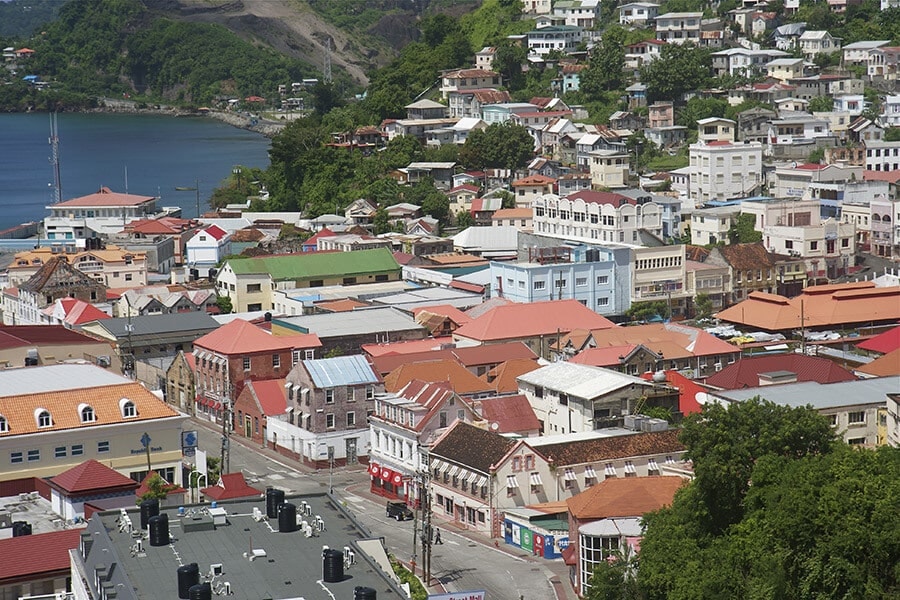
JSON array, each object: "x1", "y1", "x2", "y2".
[{"x1": 175, "y1": 179, "x2": 201, "y2": 218}]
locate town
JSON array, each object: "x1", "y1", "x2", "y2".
[{"x1": 1, "y1": 0, "x2": 900, "y2": 599}]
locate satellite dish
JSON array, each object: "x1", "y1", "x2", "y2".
[
  {"x1": 491, "y1": 422, "x2": 500, "y2": 431},
  {"x1": 695, "y1": 392, "x2": 711, "y2": 405}
]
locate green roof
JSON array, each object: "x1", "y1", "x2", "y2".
[{"x1": 226, "y1": 248, "x2": 400, "y2": 281}]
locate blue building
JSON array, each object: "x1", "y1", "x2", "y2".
[{"x1": 503, "y1": 508, "x2": 569, "y2": 560}]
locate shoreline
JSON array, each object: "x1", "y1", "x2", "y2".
[{"x1": 84, "y1": 97, "x2": 287, "y2": 138}]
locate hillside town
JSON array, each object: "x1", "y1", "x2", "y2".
[{"x1": 1, "y1": 0, "x2": 900, "y2": 599}]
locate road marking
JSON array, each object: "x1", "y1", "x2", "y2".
[{"x1": 267, "y1": 474, "x2": 285, "y2": 480}]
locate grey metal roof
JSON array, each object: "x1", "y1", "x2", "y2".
[
  {"x1": 517, "y1": 363, "x2": 652, "y2": 399},
  {"x1": 371, "y1": 287, "x2": 483, "y2": 311},
  {"x1": 713, "y1": 376, "x2": 900, "y2": 409},
  {"x1": 302, "y1": 355, "x2": 380, "y2": 388},
  {"x1": 94, "y1": 312, "x2": 220, "y2": 338},
  {"x1": 78, "y1": 495, "x2": 403, "y2": 600},
  {"x1": 274, "y1": 307, "x2": 426, "y2": 338},
  {"x1": 0, "y1": 363, "x2": 129, "y2": 397}
]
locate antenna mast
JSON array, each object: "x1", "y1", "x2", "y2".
[{"x1": 49, "y1": 112, "x2": 62, "y2": 203}]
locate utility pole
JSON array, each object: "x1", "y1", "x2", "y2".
[
  {"x1": 221, "y1": 381, "x2": 232, "y2": 475},
  {"x1": 800, "y1": 298, "x2": 807, "y2": 356},
  {"x1": 422, "y1": 471, "x2": 432, "y2": 585}
]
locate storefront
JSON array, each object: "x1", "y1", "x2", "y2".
[
  {"x1": 503, "y1": 508, "x2": 569, "y2": 559},
  {"x1": 368, "y1": 461, "x2": 405, "y2": 500}
]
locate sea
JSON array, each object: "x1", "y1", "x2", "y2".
[{"x1": 0, "y1": 112, "x2": 272, "y2": 231}]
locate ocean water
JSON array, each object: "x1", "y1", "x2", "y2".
[{"x1": 0, "y1": 112, "x2": 272, "y2": 231}]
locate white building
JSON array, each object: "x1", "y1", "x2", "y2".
[
  {"x1": 553, "y1": 0, "x2": 601, "y2": 28},
  {"x1": 184, "y1": 224, "x2": 231, "y2": 268},
  {"x1": 882, "y1": 95, "x2": 900, "y2": 127},
  {"x1": 532, "y1": 190, "x2": 662, "y2": 244},
  {"x1": 655, "y1": 12, "x2": 702, "y2": 44},
  {"x1": 864, "y1": 141, "x2": 900, "y2": 172},
  {"x1": 842, "y1": 40, "x2": 890, "y2": 65},
  {"x1": 44, "y1": 187, "x2": 166, "y2": 241},
  {"x1": 589, "y1": 149, "x2": 630, "y2": 189},
  {"x1": 619, "y1": 2, "x2": 660, "y2": 26},
  {"x1": 689, "y1": 140, "x2": 764, "y2": 203},
  {"x1": 526, "y1": 25, "x2": 585, "y2": 57},
  {"x1": 690, "y1": 205, "x2": 740, "y2": 246},
  {"x1": 798, "y1": 30, "x2": 841, "y2": 57}
]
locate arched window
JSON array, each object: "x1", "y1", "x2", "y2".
[
  {"x1": 35, "y1": 409, "x2": 52, "y2": 428},
  {"x1": 0, "y1": 415, "x2": 7, "y2": 433},
  {"x1": 80, "y1": 404, "x2": 95, "y2": 423},
  {"x1": 119, "y1": 398, "x2": 137, "y2": 418}
]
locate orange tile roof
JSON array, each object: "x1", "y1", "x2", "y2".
[
  {"x1": 384, "y1": 359, "x2": 494, "y2": 395},
  {"x1": 315, "y1": 298, "x2": 369, "y2": 312},
  {"x1": 246, "y1": 378, "x2": 287, "y2": 416},
  {"x1": 413, "y1": 304, "x2": 472, "y2": 327},
  {"x1": 0, "y1": 382, "x2": 179, "y2": 437},
  {"x1": 0, "y1": 529, "x2": 82, "y2": 582},
  {"x1": 565, "y1": 476, "x2": 685, "y2": 519},
  {"x1": 568, "y1": 323, "x2": 738, "y2": 360},
  {"x1": 512, "y1": 174, "x2": 556, "y2": 187},
  {"x1": 716, "y1": 283, "x2": 900, "y2": 331},
  {"x1": 856, "y1": 349, "x2": 900, "y2": 377},
  {"x1": 484, "y1": 357, "x2": 542, "y2": 393},
  {"x1": 454, "y1": 299, "x2": 615, "y2": 342},
  {"x1": 56, "y1": 187, "x2": 155, "y2": 207},
  {"x1": 194, "y1": 319, "x2": 321, "y2": 354},
  {"x1": 50, "y1": 459, "x2": 139, "y2": 494},
  {"x1": 491, "y1": 208, "x2": 533, "y2": 219}
]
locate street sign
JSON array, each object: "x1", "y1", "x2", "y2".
[
  {"x1": 427, "y1": 591, "x2": 486, "y2": 600},
  {"x1": 140, "y1": 432, "x2": 151, "y2": 448},
  {"x1": 182, "y1": 430, "x2": 198, "y2": 450}
]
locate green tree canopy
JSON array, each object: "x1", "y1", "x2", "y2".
[
  {"x1": 458, "y1": 121, "x2": 535, "y2": 171},
  {"x1": 640, "y1": 43, "x2": 712, "y2": 103}
]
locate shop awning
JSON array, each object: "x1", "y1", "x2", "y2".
[
  {"x1": 604, "y1": 463, "x2": 617, "y2": 477},
  {"x1": 529, "y1": 473, "x2": 543, "y2": 486},
  {"x1": 447, "y1": 466, "x2": 460, "y2": 478},
  {"x1": 467, "y1": 472, "x2": 480, "y2": 485},
  {"x1": 477, "y1": 476, "x2": 488, "y2": 488},
  {"x1": 506, "y1": 475, "x2": 519, "y2": 489},
  {"x1": 624, "y1": 462, "x2": 636, "y2": 475},
  {"x1": 647, "y1": 458, "x2": 659, "y2": 471},
  {"x1": 564, "y1": 468, "x2": 577, "y2": 481}
]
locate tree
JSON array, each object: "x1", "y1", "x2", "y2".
[
  {"x1": 679, "y1": 397, "x2": 835, "y2": 535},
  {"x1": 493, "y1": 42, "x2": 527, "y2": 91},
  {"x1": 885, "y1": 127, "x2": 900, "y2": 142},
  {"x1": 215, "y1": 295, "x2": 233, "y2": 315},
  {"x1": 693, "y1": 293, "x2": 713, "y2": 319},
  {"x1": 640, "y1": 43, "x2": 712, "y2": 103},
  {"x1": 677, "y1": 97, "x2": 729, "y2": 129},
  {"x1": 580, "y1": 33, "x2": 625, "y2": 99},
  {"x1": 459, "y1": 122, "x2": 535, "y2": 171},
  {"x1": 625, "y1": 300, "x2": 669, "y2": 322},
  {"x1": 137, "y1": 473, "x2": 170, "y2": 504},
  {"x1": 727, "y1": 213, "x2": 762, "y2": 244},
  {"x1": 808, "y1": 95, "x2": 834, "y2": 113}
]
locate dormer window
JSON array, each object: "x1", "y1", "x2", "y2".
[
  {"x1": 119, "y1": 399, "x2": 137, "y2": 418},
  {"x1": 0, "y1": 415, "x2": 7, "y2": 432},
  {"x1": 36, "y1": 409, "x2": 52, "y2": 428},
  {"x1": 79, "y1": 404, "x2": 96, "y2": 423}
]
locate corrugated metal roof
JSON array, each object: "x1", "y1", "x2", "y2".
[
  {"x1": 713, "y1": 376, "x2": 900, "y2": 409},
  {"x1": 302, "y1": 354, "x2": 380, "y2": 388},
  {"x1": 517, "y1": 362, "x2": 651, "y2": 398},
  {"x1": 0, "y1": 363, "x2": 128, "y2": 397}
]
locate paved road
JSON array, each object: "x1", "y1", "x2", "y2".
[{"x1": 191, "y1": 419, "x2": 567, "y2": 600}]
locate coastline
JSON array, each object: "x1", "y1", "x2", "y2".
[{"x1": 86, "y1": 97, "x2": 286, "y2": 138}]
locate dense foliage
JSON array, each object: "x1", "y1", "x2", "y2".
[{"x1": 0, "y1": 0, "x2": 64, "y2": 38}]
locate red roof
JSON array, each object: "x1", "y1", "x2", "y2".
[
  {"x1": 641, "y1": 369, "x2": 707, "y2": 415},
  {"x1": 566, "y1": 476, "x2": 684, "y2": 519},
  {"x1": 856, "y1": 325, "x2": 900, "y2": 355},
  {"x1": 570, "y1": 344, "x2": 639, "y2": 367},
  {"x1": 125, "y1": 216, "x2": 196, "y2": 235},
  {"x1": 44, "y1": 298, "x2": 111, "y2": 325},
  {"x1": 0, "y1": 529, "x2": 82, "y2": 583},
  {"x1": 478, "y1": 394, "x2": 540, "y2": 434},
  {"x1": 794, "y1": 162, "x2": 827, "y2": 171},
  {"x1": 864, "y1": 170, "x2": 900, "y2": 184},
  {"x1": 453, "y1": 299, "x2": 615, "y2": 342},
  {"x1": 565, "y1": 190, "x2": 634, "y2": 207},
  {"x1": 0, "y1": 325, "x2": 102, "y2": 349},
  {"x1": 302, "y1": 227, "x2": 337, "y2": 249},
  {"x1": 56, "y1": 187, "x2": 155, "y2": 208},
  {"x1": 194, "y1": 319, "x2": 321, "y2": 355},
  {"x1": 413, "y1": 304, "x2": 472, "y2": 327},
  {"x1": 362, "y1": 337, "x2": 454, "y2": 358},
  {"x1": 246, "y1": 378, "x2": 287, "y2": 416},
  {"x1": 512, "y1": 174, "x2": 556, "y2": 187},
  {"x1": 201, "y1": 472, "x2": 263, "y2": 500},
  {"x1": 245, "y1": 96, "x2": 266, "y2": 102},
  {"x1": 50, "y1": 459, "x2": 139, "y2": 494},
  {"x1": 704, "y1": 354, "x2": 857, "y2": 390},
  {"x1": 449, "y1": 280, "x2": 485, "y2": 294},
  {"x1": 202, "y1": 224, "x2": 228, "y2": 240}
]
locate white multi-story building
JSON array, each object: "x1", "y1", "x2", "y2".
[
  {"x1": 882, "y1": 95, "x2": 900, "y2": 127},
  {"x1": 798, "y1": 30, "x2": 842, "y2": 57},
  {"x1": 532, "y1": 190, "x2": 662, "y2": 244},
  {"x1": 553, "y1": 0, "x2": 601, "y2": 28},
  {"x1": 632, "y1": 245, "x2": 688, "y2": 312},
  {"x1": 655, "y1": 12, "x2": 702, "y2": 44},
  {"x1": 689, "y1": 140, "x2": 763, "y2": 203},
  {"x1": 842, "y1": 40, "x2": 890, "y2": 65},
  {"x1": 522, "y1": 0, "x2": 552, "y2": 15},
  {"x1": 619, "y1": 2, "x2": 659, "y2": 25},
  {"x1": 712, "y1": 47, "x2": 789, "y2": 77},
  {"x1": 526, "y1": 25, "x2": 585, "y2": 57},
  {"x1": 589, "y1": 149, "x2": 630, "y2": 189},
  {"x1": 769, "y1": 163, "x2": 863, "y2": 199},
  {"x1": 439, "y1": 68, "x2": 501, "y2": 99},
  {"x1": 689, "y1": 205, "x2": 740, "y2": 246},
  {"x1": 44, "y1": 187, "x2": 167, "y2": 240},
  {"x1": 865, "y1": 141, "x2": 900, "y2": 172}
]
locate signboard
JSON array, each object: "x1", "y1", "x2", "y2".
[
  {"x1": 182, "y1": 430, "x2": 198, "y2": 457},
  {"x1": 427, "y1": 591, "x2": 486, "y2": 600}
]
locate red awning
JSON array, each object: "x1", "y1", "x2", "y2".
[{"x1": 368, "y1": 462, "x2": 380, "y2": 477}]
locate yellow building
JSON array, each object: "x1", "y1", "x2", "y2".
[
  {"x1": 0, "y1": 364, "x2": 188, "y2": 489},
  {"x1": 6, "y1": 245, "x2": 148, "y2": 288}
]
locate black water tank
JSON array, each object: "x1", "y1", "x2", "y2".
[
  {"x1": 11, "y1": 521, "x2": 31, "y2": 537},
  {"x1": 278, "y1": 502, "x2": 297, "y2": 533},
  {"x1": 177, "y1": 563, "x2": 200, "y2": 600},
  {"x1": 266, "y1": 488, "x2": 284, "y2": 518},
  {"x1": 188, "y1": 582, "x2": 212, "y2": 600},
  {"x1": 322, "y1": 548, "x2": 344, "y2": 583},
  {"x1": 354, "y1": 586, "x2": 377, "y2": 600},
  {"x1": 148, "y1": 513, "x2": 169, "y2": 546},
  {"x1": 140, "y1": 498, "x2": 160, "y2": 530}
]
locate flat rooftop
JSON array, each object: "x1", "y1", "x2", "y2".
[
  {"x1": 0, "y1": 493, "x2": 83, "y2": 538},
  {"x1": 713, "y1": 375, "x2": 900, "y2": 409},
  {"x1": 0, "y1": 363, "x2": 128, "y2": 397},
  {"x1": 79, "y1": 493, "x2": 403, "y2": 600}
]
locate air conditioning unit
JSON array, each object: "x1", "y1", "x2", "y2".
[
  {"x1": 97, "y1": 356, "x2": 111, "y2": 368},
  {"x1": 714, "y1": 363, "x2": 723, "y2": 372}
]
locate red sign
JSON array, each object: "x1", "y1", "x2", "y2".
[
  {"x1": 368, "y1": 463, "x2": 380, "y2": 477},
  {"x1": 392, "y1": 473, "x2": 403, "y2": 485}
]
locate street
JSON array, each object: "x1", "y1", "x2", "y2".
[{"x1": 192, "y1": 419, "x2": 565, "y2": 600}]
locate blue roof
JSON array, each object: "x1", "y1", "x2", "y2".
[{"x1": 302, "y1": 354, "x2": 379, "y2": 388}]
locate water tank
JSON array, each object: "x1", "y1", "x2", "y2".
[
  {"x1": 354, "y1": 587, "x2": 377, "y2": 600},
  {"x1": 190, "y1": 268, "x2": 199, "y2": 281},
  {"x1": 188, "y1": 582, "x2": 212, "y2": 600},
  {"x1": 322, "y1": 548, "x2": 344, "y2": 583},
  {"x1": 148, "y1": 513, "x2": 170, "y2": 546},
  {"x1": 11, "y1": 521, "x2": 32, "y2": 537},
  {"x1": 177, "y1": 563, "x2": 200, "y2": 599},
  {"x1": 278, "y1": 502, "x2": 297, "y2": 533},
  {"x1": 140, "y1": 498, "x2": 160, "y2": 530},
  {"x1": 266, "y1": 488, "x2": 285, "y2": 519}
]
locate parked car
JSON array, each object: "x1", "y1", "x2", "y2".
[{"x1": 386, "y1": 500, "x2": 414, "y2": 521}]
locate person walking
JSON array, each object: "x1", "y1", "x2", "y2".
[{"x1": 434, "y1": 528, "x2": 443, "y2": 545}]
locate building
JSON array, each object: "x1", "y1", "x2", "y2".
[
  {"x1": 532, "y1": 190, "x2": 662, "y2": 243},
  {"x1": 689, "y1": 205, "x2": 740, "y2": 246},
  {"x1": 368, "y1": 380, "x2": 481, "y2": 504},
  {"x1": 689, "y1": 140, "x2": 763, "y2": 203},
  {"x1": 43, "y1": 187, "x2": 162, "y2": 241},
  {"x1": 706, "y1": 242, "x2": 778, "y2": 304},
  {"x1": 710, "y1": 376, "x2": 899, "y2": 447},
  {"x1": 864, "y1": 141, "x2": 900, "y2": 172},
  {"x1": 798, "y1": 30, "x2": 841, "y2": 57},
  {"x1": 116, "y1": 286, "x2": 217, "y2": 318},
  {"x1": 119, "y1": 216, "x2": 201, "y2": 267},
  {"x1": 655, "y1": 12, "x2": 702, "y2": 44},
  {"x1": 70, "y1": 494, "x2": 407, "y2": 600},
  {"x1": 3, "y1": 257, "x2": 107, "y2": 326},
  {"x1": 0, "y1": 528, "x2": 82, "y2": 600},
  {"x1": 216, "y1": 248, "x2": 401, "y2": 312},
  {"x1": 512, "y1": 175, "x2": 557, "y2": 208},
  {"x1": 273, "y1": 355, "x2": 382, "y2": 467},
  {"x1": 0, "y1": 324, "x2": 119, "y2": 371},
  {"x1": 704, "y1": 354, "x2": 858, "y2": 390},
  {"x1": 619, "y1": 2, "x2": 659, "y2": 25},
  {"x1": 164, "y1": 350, "x2": 195, "y2": 415},
  {"x1": 553, "y1": 0, "x2": 600, "y2": 28},
  {"x1": 868, "y1": 45, "x2": 900, "y2": 81},
  {"x1": 5, "y1": 245, "x2": 147, "y2": 289},
  {"x1": 440, "y1": 68, "x2": 502, "y2": 99},
  {"x1": 184, "y1": 225, "x2": 231, "y2": 269},
  {"x1": 0, "y1": 364, "x2": 187, "y2": 492},
  {"x1": 589, "y1": 150, "x2": 630, "y2": 189},
  {"x1": 525, "y1": 25, "x2": 585, "y2": 57}
]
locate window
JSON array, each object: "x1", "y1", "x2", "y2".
[
  {"x1": 439, "y1": 411, "x2": 448, "y2": 428},
  {"x1": 534, "y1": 280, "x2": 546, "y2": 290},
  {"x1": 55, "y1": 446, "x2": 67, "y2": 458},
  {"x1": 11, "y1": 452, "x2": 23, "y2": 464},
  {"x1": 71, "y1": 444, "x2": 84, "y2": 456},
  {"x1": 810, "y1": 241, "x2": 818, "y2": 251},
  {"x1": 27, "y1": 449, "x2": 40, "y2": 462},
  {"x1": 125, "y1": 274, "x2": 133, "y2": 282},
  {"x1": 272, "y1": 354, "x2": 280, "y2": 368},
  {"x1": 576, "y1": 277, "x2": 588, "y2": 287},
  {"x1": 37, "y1": 410, "x2": 52, "y2": 428},
  {"x1": 81, "y1": 406, "x2": 95, "y2": 423},
  {"x1": 325, "y1": 389, "x2": 334, "y2": 404},
  {"x1": 343, "y1": 277, "x2": 357, "y2": 285},
  {"x1": 597, "y1": 275, "x2": 608, "y2": 285},
  {"x1": 347, "y1": 412, "x2": 356, "y2": 427},
  {"x1": 512, "y1": 456, "x2": 523, "y2": 471},
  {"x1": 848, "y1": 411, "x2": 865, "y2": 424},
  {"x1": 247, "y1": 283, "x2": 261, "y2": 293},
  {"x1": 325, "y1": 413, "x2": 335, "y2": 429},
  {"x1": 366, "y1": 386, "x2": 375, "y2": 400},
  {"x1": 848, "y1": 437, "x2": 866, "y2": 445},
  {"x1": 597, "y1": 297, "x2": 609, "y2": 307},
  {"x1": 98, "y1": 441, "x2": 110, "y2": 453},
  {"x1": 0, "y1": 415, "x2": 6, "y2": 433},
  {"x1": 525, "y1": 455, "x2": 535, "y2": 470},
  {"x1": 121, "y1": 400, "x2": 136, "y2": 418},
  {"x1": 242, "y1": 356, "x2": 251, "y2": 371}
]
